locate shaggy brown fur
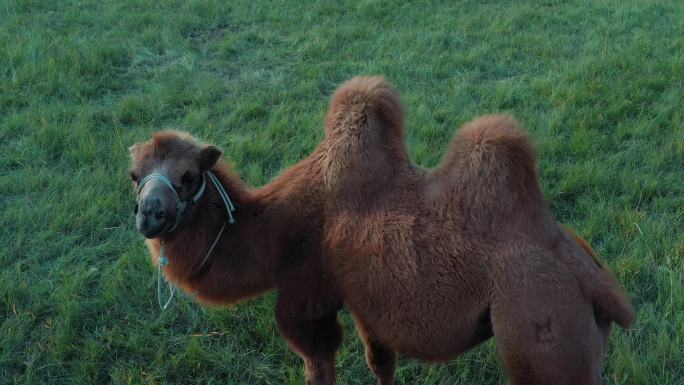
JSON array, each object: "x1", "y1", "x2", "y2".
[{"x1": 129, "y1": 76, "x2": 634, "y2": 385}]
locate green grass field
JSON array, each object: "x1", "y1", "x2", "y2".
[{"x1": 1, "y1": 0, "x2": 683, "y2": 384}]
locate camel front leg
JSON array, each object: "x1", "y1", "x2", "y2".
[
  {"x1": 276, "y1": 297, "x2": 342, "y2": 385},
  {"x1": 302, "y1": 355, "x2": 336, "y2": 385}
]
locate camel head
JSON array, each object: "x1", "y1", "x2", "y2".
[{"x1": 128, "y1": 131, "x2": 222, "y2": 238}]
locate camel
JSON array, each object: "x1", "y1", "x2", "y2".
[{"x1": 128, "y1": 76, "x2": 634, "y2": 385}]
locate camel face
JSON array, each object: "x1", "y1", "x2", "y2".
[{"x1": 128, "y1": 132, "x2": 222, "y2": 238}]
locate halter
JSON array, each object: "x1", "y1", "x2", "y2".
[
  {"x1": 136, "y1": 170, "x2": 236, "y2": 309},
  {"x1": 137, "y1": 172, "x2": 207, "y2": 232}
]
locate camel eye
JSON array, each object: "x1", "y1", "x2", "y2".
[
  {"x1": 129, "y1": 171, "x2": 139, "y2": 183},
  {"x1": 181, "y1": 171, "x2": 195, "y2": 186}
]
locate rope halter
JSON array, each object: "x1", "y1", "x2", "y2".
[{"x1": 137, "y1": 172, "x2": 207, "y2": 232}]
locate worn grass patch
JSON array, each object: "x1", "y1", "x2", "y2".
[{"x1": 1, "y1": 0, "x2": 682, "y2": 384}]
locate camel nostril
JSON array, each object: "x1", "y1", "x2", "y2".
[
  {"x1": 155, "y1": 211, "x2": 165, "y2": 220},
  {"x1": 134, "y1": 203, "x2": 139, "y2": 214},
  {"x1": 153, "y1": 198, "x2": 161, "y2": 210}
]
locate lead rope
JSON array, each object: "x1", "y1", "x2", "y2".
[
  {"x1": 207, "y1": 171, "x2": 236, "y2": 224},
  {"x1": 157, "y1": 242, "x2": 176, "y2": 310},
  {"x1": 156, "y1": 170, "x2": 236, "y2": 310}
]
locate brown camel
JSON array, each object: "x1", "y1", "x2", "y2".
[{"x1": 128, "y1": 76, "x2": 634, "y2": 385}]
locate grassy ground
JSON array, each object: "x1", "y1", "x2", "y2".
[{"x1": 1, "y1": 0, "x2": 683, "y2": 384}]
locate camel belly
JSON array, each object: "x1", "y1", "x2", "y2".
[
  {"x1": 345, "y1": 281, "x2": 492, "y2": 361},
  {"x1": 328, "y1": 207, "x2": 493, "y2": 359}
]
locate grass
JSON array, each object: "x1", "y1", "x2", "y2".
[{"x1": 1, "y1": 0, "x2": 683, "y2": 383}]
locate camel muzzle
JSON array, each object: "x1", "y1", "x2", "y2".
[
  {"x1": 134, "y1": 172, "x2": 204, "y2": 238},
  {"x1": 135, "y1": 193, "x2": 170, "y2": 238}
]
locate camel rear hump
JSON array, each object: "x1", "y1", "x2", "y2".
[
  {"x1": 431, "y1": 115, "x2": 544, "y2": 217},
  {"x1": 441, "y1": 115, "x2": 538, "y2": 184}
]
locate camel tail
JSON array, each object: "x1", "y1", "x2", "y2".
[
  {"x1": 591, "y1": 268, "x2": 635, "y2": 329},
  {"x1": 325, "y1": 76, "x2": 406, "y2": 151},
  {"x1": 564, "y1": 226, "x2": 635, "y2": 329}
]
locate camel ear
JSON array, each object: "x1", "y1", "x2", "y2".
[
  {"x1": 200, "y1": 145, "x2": 222, "y2": 170},
  {"x1": 128, "y1": 143, "x2": 141, "y2": 158}
]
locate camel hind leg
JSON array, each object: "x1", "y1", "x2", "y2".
[
  {"x1": 355, "y1": 324, "x2": 396, "y2": 385},
  {"x1": 490, "y1": 298, "x2": 607, "y2": 385}
]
